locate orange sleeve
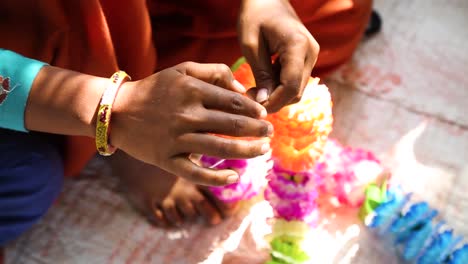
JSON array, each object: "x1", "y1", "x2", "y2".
[{"x1": 0, "y1": 0, "x2": 156, "y2": 177}]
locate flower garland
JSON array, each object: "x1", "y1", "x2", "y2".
[
  {"x1": 360, "y1": 179, "x2": 468, "y2": 264},
  {"x1": 203, "y1": 58, "x2": 467, "y2": 264}
]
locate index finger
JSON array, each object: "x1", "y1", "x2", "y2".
[
  {"x1": 193, "y1": 77, "x2": 267, "y2": 119},
  {"x1": 264, "y1": 49, "x2": 306, "y2": 113},
  {"x1": 178, "y1": 62, "x2": 247, "y2": 93}
]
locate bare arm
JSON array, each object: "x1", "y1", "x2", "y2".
[{"x1": 25, "y1": 66, "x2": 106, "y2": 138}]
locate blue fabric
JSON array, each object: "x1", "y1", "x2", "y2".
[
  {"x1": 0, "y1": 49, "x2": 48, "y2": 132},
  {"x1": 0, "y1": 129, "x2": 63, "y2": 246}
]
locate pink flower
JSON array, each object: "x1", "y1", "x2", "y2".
[
  {"x1": 201, "y1": 155, "x2": 271, "y2": 203},
  {"x1": 264, "y1": 164, "x2": 321, "y2": 225},
  {"x1": 315, "y1": 139, "x2": 384, "y2": 207}
]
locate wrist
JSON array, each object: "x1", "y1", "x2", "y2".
[
  {"x1": 25, "y1": 66, "x2": 107, "y2": 137},
  {"x1": 81, "y1": 76, "x2": 109, "y2": 138},
  {"x1": 106, "y1": 80, "x2": 133, "y2": 149}
]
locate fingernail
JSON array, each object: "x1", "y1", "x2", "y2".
[
  {"x1": 267, "y1": 123, "x2": 274, "y2": 136},
  {"x1": 261, "y1": 142, "x2": 271, "y2": 154},
  {"x1": 226, "y1": 174, "x2": 239, "y2": 184},
  {"x1": 260, "y1": 108, "x2": 268, "y2": 119},
  {"x1": 256, "y1": 88, "x2": 269, "y2": 103},
  {"x1": 232, "y1": 80, "x2": 247, "y2": 93}
]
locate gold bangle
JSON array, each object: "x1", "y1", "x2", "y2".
[{"x1": 95, "y1": 71, "x2": 131, "y2": 156}]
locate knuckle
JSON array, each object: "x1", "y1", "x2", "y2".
[
  {"x1": 312, "y1": 39, "x2": 320, "y2": 54},
  {"x1": 216, "y1": 139, "x2": 232, "y2": 157},
  {"x1": 217, "y1": 64, "x2": 232, "y2": 76},
  {"x1": 172, "y1": 74, "x2": 187, "y2": 89},
  {"x1": 290, "y1": 32, "x2": 308, "y2": 46},
  {"x1": 161, "y1": 199, "x2": 175, "y2": 209},
  {"x1": 231, "y1": 117, "x2": 246, "y2": 136},
  {"x1": 182, "y1": 79, "x2": 203, "y2": 98},
  {"x1": 310, "y1": 39, "x2": 320, "y2": 59},
  {"x1": 255, "y1": 69, "x2": 273, "y2": 83},
  {"x1": 188, "y1": 167, "x2": 203, "y2": 182},
  {"x1": 283, "y1": 78, "x2": 302, "y2": 93},
  {"x1": 230, "y1": 93, "x2": 244, "y2": 111},
  {"x1": 242, "y1": 36, "x2": 258, "y2": 50},
  {"x1": 175, "y1": 112, "x2": 202, "y2": 127},
  {"x1": 212, "y1": 64, "x2": 232, "y2": 87},
  {"x1": 179, "y1": 61, "x2": 196, "y2": 69}
]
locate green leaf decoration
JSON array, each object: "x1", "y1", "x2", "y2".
[
  {"x1": 267, "y1": 236, "x2": 311, "y2": 264},
  {"x1": 230, "y1": 57, "x2": 247, "y2": 72},
  {"x1": 359, "y1": 179, "x2": 388, "y2": 221}
]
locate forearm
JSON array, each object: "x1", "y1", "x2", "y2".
[{"x1": 25, "y1": 65, "x2": 107, "y2": 138}]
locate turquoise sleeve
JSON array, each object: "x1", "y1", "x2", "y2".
[{"x1": 0, "y1": 49, "x2": 48, "y2": 132}]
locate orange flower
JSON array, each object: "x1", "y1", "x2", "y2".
[
  {"x1": 267, "y1": 78, "x2": 333, "y2": 171},
  {"x1": 232, "y1": 58, "x2": 333, "y2": 171}
]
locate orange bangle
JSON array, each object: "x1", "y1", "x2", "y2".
[{"x1": 95, "y1": 71, "x2": 131, "y2": 156}]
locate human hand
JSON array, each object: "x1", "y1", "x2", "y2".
[
  {"x1": 238, "y1": 0, "x2": 320, "y2": 113},
  {"x1": 110, "y1": 62, "x2": 273, "y2": 186}
]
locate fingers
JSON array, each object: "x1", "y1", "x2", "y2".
[
  {"x1": 194, "y1": 199, "x2": 222, "y2": 226},
  {"x1": 264, "y1": 47, "x2": 306, "y2": 113},
  {"x1": 198, "y1": 81, "x2": 267, "y2": 119},
  {"x1": 241, "y1": 32, "x2": 276, "y2": 102},
  {"x1": 151, "y1": 207, "x2": 169, "y2": 227},
  {"x1": 176, "y1": 62, "x2": 246, "y2": 93},
  {"x1": 169, "y1": 156, "x2": 240, "y2": 186},
  {"x1": 196, "y1": 110, "x2": 273, "y2": 137},
  {"x1": 161, "y1": 200, "x2": 183, "y2": 227},
  {"x1": 178, "y1": 133, "x2": 270, "y2": 160},
  {"x1": 199, "y1": 188, "x2": 238, "y2": 219},
  {"x1": 177, "y1": 200, "x2": 198, "y2": 220}
]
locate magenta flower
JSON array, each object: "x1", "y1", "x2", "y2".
[
  {"x1": 201, "y1": 155, "x2": 271, "y2": 203},
  {"x1": 264, "y1": 164, "x2": 321, "y2": 225},
  {"x1": 315, "y1": 139, "x2": 384, "y2": 207}
]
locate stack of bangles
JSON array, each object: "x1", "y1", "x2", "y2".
[
  {"x1": 202, "y1": 58, "x2": 467, "y2": 264},
  {"x1": 95, "y1": 71, "x2": 131, "y2": 156}
]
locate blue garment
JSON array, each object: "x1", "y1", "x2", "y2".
[{"x1": 0, "y1": 129, "x2": 63, "y2": 245}]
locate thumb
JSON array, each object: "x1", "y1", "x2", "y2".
[{"x1": 241, "y1": 36, "x2": 275, "y2": 103}]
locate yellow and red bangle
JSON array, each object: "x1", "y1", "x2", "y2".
[{"x1": 95, "y1": 71, "x2": 131, "y2": 156}]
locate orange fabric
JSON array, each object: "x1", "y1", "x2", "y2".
[
  {"x1": 0, "y1": 0, "x2": 155, "y2": 177},
  {"x1": 0, "y1": 0, "x2": 371, "y2": 177},
  {"x1": 150, "y1": 0, "x2": 372, "y2": 76}
]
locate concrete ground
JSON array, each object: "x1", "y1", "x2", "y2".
[{"x1": 5, "y1": 0, "x2": 468, "y2": 263}]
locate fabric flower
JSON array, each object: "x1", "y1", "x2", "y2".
[
  {"x1": 201, "y1": 154, "x2": 271, "y2": 203},
  {"x1": 316, "y1": 139, "x2": 384, "y2": 207}
]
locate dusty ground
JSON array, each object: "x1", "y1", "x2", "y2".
[{"x1": 5, "y1": 0, "x2": 468, "y2": 263}]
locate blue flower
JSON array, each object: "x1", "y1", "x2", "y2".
[
  {"x1": 391, "y1": 202, "x2": 438, "y2": 243},
  {"x1": 448, "y1": 244, "x2": 468, "y2": 264},
  {"x1": 369, "y1": 189, "x2": 411, "y2": 236},
  {"x1": 417, "y1": 230, "x2": 460, "y2": 264},
  {"x1": 400, "y1": 221, "x2": 434, "y2": 261}
]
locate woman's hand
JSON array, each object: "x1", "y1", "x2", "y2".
[
  {"x1": 111, "y1": 62, "x2": 273, "y2": 186},
  {"x1": 238, "y1": 0, "x2": 320, "y2": 113}
]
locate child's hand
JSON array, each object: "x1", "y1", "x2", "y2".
[
  {"x1": 110, "y1": 62, "x2": 273, "y2": 186},
  {"x1": 238, "y1": 0, "x2": 320, "y2": 113}
]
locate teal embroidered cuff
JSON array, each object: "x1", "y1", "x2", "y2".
[{"x1": 0, "y1": 49, "x2": 48, "y2": 132}]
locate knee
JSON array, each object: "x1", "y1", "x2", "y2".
[{"x1": 0, "y1": 133, "x2": 63, "y2": 245}]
